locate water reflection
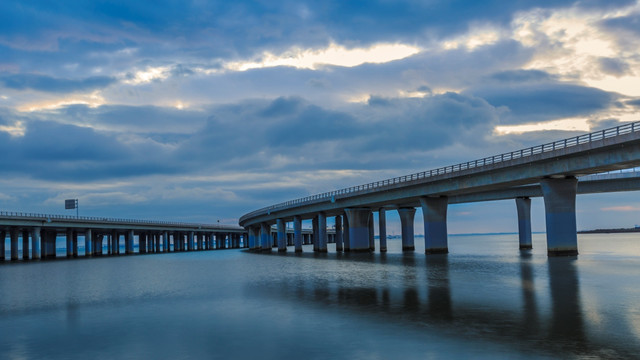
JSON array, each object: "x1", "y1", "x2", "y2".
[{"x1": 246, "y1": 251, "x2": 634, "y2": 358}]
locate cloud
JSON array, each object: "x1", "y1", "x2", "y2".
[
  {"x1": 0, "y1": 74, "x2": 116, "y2": 93},
  {"x1": 466, "y1": 73, "x2": 619, "y2": 123},
  {"x1": 597, "y1": 57, "x2": 632, "y2": 77},
  {"x1": 601, "y1": 206, "x2": 640, "y2": 212}
]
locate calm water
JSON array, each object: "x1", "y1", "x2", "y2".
[{"x1": 1, "y1": 233, "x2": 639, "y2": 359}]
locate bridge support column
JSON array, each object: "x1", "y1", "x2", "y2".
[
  {"x1": 0, "y1": 230, "x2": 5, "y2": 261},
  {"x1": 379, "y1": 209, "x2": 387, "y2": 252},
  {"x1": 22, "y1": 230, "x2": 30, "y2": 260},
  {"x1": 344, "y1": 208, "x2": 371, "y2": 252},
  {"x1": 369, "y1": 212, "x2": 375, "y2": 251},
  {"x1": 343, "y1": 213, "x2": 350, "y2": 252},
  {"x1": 31, "y1": 228, "x2": 41, "y2": 259},
  {"x1": 10, "y1": 228, "x2": 19, "y2": 260},
  {"x1": 187, "y1": 231, "x2": 194, "y2": 251},
  {"x1": 420, "y1": 196, "x2": 449, "y2": 254},
  {"x1": 312, "y1": 217, "x2": 319, "y2": 252},
  {"x1": 43, "y1": 230, "x2": 57, "y2": 259},
  {"x1": 126, "y1": 230, "x2": 134, "y2": 254},
  {"x1": 293, "y1": 216, "x2": 302, "y2": 252},
  {"x1": 277, "y1": 219, "x2": 287, "y2": 252},
  {"x1": 318, "y1": 213, "x2": 328, "y2": 253},
  {"x1": 84, "y1": 229, "x2": 92, "y2": 256},
  {"x1": 94, "y1": 234, "x2": 103, "y2": 255},
  {"x1": 66, "y1": 229, "x2": 74, "y2": 258},
  {"x1": 260, "y1": 223, "x2": 271, "y2": 252},
  {"x1": 541, "y1": 177, "x2": 578, "y2": 256},
  {"x1": 516, "y1": 197, "x2": 533, "y2": 250},
  {"x1": 163, "y1": 231, "x2": 169, "y2": 252},
  {"x1": 398, "y1": 208, "x2": 416, "y2": 251},
  {"x1": 335, "y1": 215, "x2": 343, "y2": 252}
]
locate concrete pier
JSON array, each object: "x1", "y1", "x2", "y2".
[
  {"x1": 398, "y1": 208, "x2": 416, "y2": 251},
  {"x1": 378, "y1": 209, "x2": 387, "y2": 252},
  {"x1": 516, "y1": 197, "x2": 533, "y2": 250},
  {"x1": 344, "y1": 208, "x2": 371, "y2": 252},
  {"x1": 343, "y1": 213, "x2": 350, "y2": 252},
  {"x1": 188, "y1": 231, "x2": 194, "y2": 251},
  {"x1": 312, "y1": 216, "x2": 319, "y2": 252},
  {"x1": 66, "y1": 229, "x2": 74, "y2": 258},
  {"x1": 126, "y1": 230, "x2": 134, "y2": 254},
  {"x1": 22, "y1": 230, "x2": 29, "y2": 260},
  {"x1": 31, "y1": 228, "x2": 41, "y2": 259},
  {"x1": 420, "y1": 196, "x2": 449, "y2": 254},
  {"x1": 84, "y1": 229, "x2": 92, "y2": 256},
  {"x1": 541, "y1": 177, "x2": 578, "y2": 256},
  {"x1": 368, "y1": 212, "x2": 375, "y2": 251},
  {"x1": 318, "y1": 213, "x2": 328, "y2": 253},
  {"x1": 0, "y1": 230, "x2": 5, "y2": 261},
  {"x1": 277, "y1": 219, "x2": 287, "y2": 252},
  {"x1": 260, "y1": 223, "x2": 271, "y2": 252},
  {"x1": 293, "y1": 216, "x2": 302, "y2": 252},
  {"x1": 163, "y1": 231, "x2": 169, "y2": 253},
  {"x1": 335, "y1": 215, "x2": 343, "y2": 252},
  {"x1": 43, "y1": 230, "x2": 56, "y2": 259},
  {"x1": 10, "y1": 228, "x2": 18, "y2": 260}
]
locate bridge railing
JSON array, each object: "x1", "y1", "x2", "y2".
[
  {"x1": 0, "y1": 211, "x2": 241, "y2": 230},
  {"x1": 241, "y1": 121, "x2": 639, "y2": 222}
]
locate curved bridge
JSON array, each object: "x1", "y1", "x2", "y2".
[{"x1": 240, "y1": 122, "x2": 640, "y2": 256}]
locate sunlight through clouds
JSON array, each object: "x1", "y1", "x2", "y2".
[
  {"x1": 494, "y1": 118, "x2": 591, "y2": 135},
  {"x1": 225, "y1": 43, "x2": 421, "y2": 71}
]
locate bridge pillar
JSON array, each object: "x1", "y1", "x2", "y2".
[
  {"x1": 163, "y1": 231, "x2": 169, "y2": 252},
  {"x1": 22, "y1": 230, "x2": 30, "y2": 260},
  {"x1": 10, "y1": 228, "x2": 19, "y2": 260},
  {"x1": 335, "y1": 215, "x2": 343, "y2": 252},
  {"x1": 343, "y1": 213, "x2": 350, "y2": 252},
  {"x1": 379, "y1": 209, "x2": 387, "y2": 252},
  {"x1": 31, "y1": 228, "x2": 41, "y2": 259},
  {"x1": 94, "y1": 234, "x2": 103, "y2": 255},
  {"x1": 126, "y1": 230, "x2": 134, "y2": 254},
  {"x1": 541, "y1": 177, "x2": 578, "y2": 256},
  {"x1": 398, "y1": 208, "x2": 416, "y2": 251},
  {"x1": 188, "y1": 231, "x2": 194, "y2": 251},
  {"x1": 260, "y1": 223, "x2": 271, "y2": 252},
  {"x1": 66, "y1": 229, "x2": 74, "y2": 258},
  {"x1": 318, "y1": 213, "x2": 328, "y2": 253},
  {"x1": 369, "y1": 212, "x2": 375, "y2": 251},
  {"x1": 344, "y1": 208, "x2": 371, "y2": 252},
  {"x1": 312, "y1": 216, "x2": 319, "y2": 252},
  {"x1": 292, "y1": 216, "x2": 302, "y2": 253},
  {"x1": 516, "y1": 197, "x2": 533, "y2": 250},
  {"x1": 43, "y1": 230, "x2": 57, "y2": 259},
  {"x1": 277, "y1": 219, "x2": 287, "y2": 252},
  {"x1": 247, "y1": 228, "x2": 255, "y2": 250},
  {"x1": 0, "y1": 230, "x2": 5, "y2": 261},
  {"x1": 84, "y1": 229, "x2": 92, "y2": 256},
  {"x1": 420, "y1": 196, "x2": 449, "y2": 254}
]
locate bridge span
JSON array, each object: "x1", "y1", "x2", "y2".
[
  {"x1": 0, "y1": 213, "x2": 248, "y2": 261},
  {"x1": 240, "y1": 122, "x2": 640, "y2": 256}
]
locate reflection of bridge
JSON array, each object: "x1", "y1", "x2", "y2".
[
  {"x1": 0, "y1": 213, "x2": 248, "y2": 261},
  {"x1": 245, "y1": 252, "x2": 639, "y2": 358},
  {"x1": 240, "y1": 122, "x2": 640, "y2": 256}
]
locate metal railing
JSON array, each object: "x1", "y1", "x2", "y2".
[
  {"x1": 241, "y1": 121, "x2": 640, "y2": 221},
  {"x1": 0, "y1": 211, "x2": 243, "y2": 230}
]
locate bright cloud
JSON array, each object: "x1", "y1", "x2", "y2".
[
  {"x1": 494, "y1": 118, "x2": 591, "y2": 135},
  {"x1": 225, "y1": 43, "x2": 421, "y2": 71}
]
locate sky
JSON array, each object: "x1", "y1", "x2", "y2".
[{"x1": 1, "y1": 0, "x2": 640, "y2": 234}]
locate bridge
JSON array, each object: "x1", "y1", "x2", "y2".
[
  {"x1": 239, "y1": 122, "x2": 640, "y2": 256},
  {"x1": 0, "y1": 213, "x2": 248, "y2": 261}
]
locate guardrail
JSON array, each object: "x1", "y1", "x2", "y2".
[
  {"x1": 0, "y1": 211, "x2": 242, "y2": 230},
  {"x1": 241, "y1": 121, "x2": 640, "y2": 222}
]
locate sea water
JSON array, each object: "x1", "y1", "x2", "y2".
[{"x1": 1, "y1": 233, "x2": 639, "y2": 359}]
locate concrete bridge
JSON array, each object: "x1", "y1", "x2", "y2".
[
  {"x1": 0, "y1": 213, "x2": 249, "y2": 261},
  {"x1": 239, "y1": 122, "x2": 640, "y2": 256}
]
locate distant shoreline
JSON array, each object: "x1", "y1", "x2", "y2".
[{"x1": 578, "y1": 228, "x2": 640, "y2": 234}]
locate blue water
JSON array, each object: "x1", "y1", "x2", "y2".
[{"x1": 1, "y1": 233, "x2": 639, "y2": 359}]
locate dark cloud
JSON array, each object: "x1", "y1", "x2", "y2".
[
  {"x1": 626, "y1": 99, "x2": 640, "y2": 107},
  {"x1": 489, "y1": 70, "x2": 554, "y2": 83},
  {"x1": 467, "y1": 79, "x2": 618, "y2": 123},
  {"x1": 597, "y1": 57, "x2": 631, "y2": 77},
  {"x1": 0, "y1": 73, "x2": 116, "y2": 93},
  {"x1": 601, "y1": 13, "x2": 640, "y2": 35}
]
